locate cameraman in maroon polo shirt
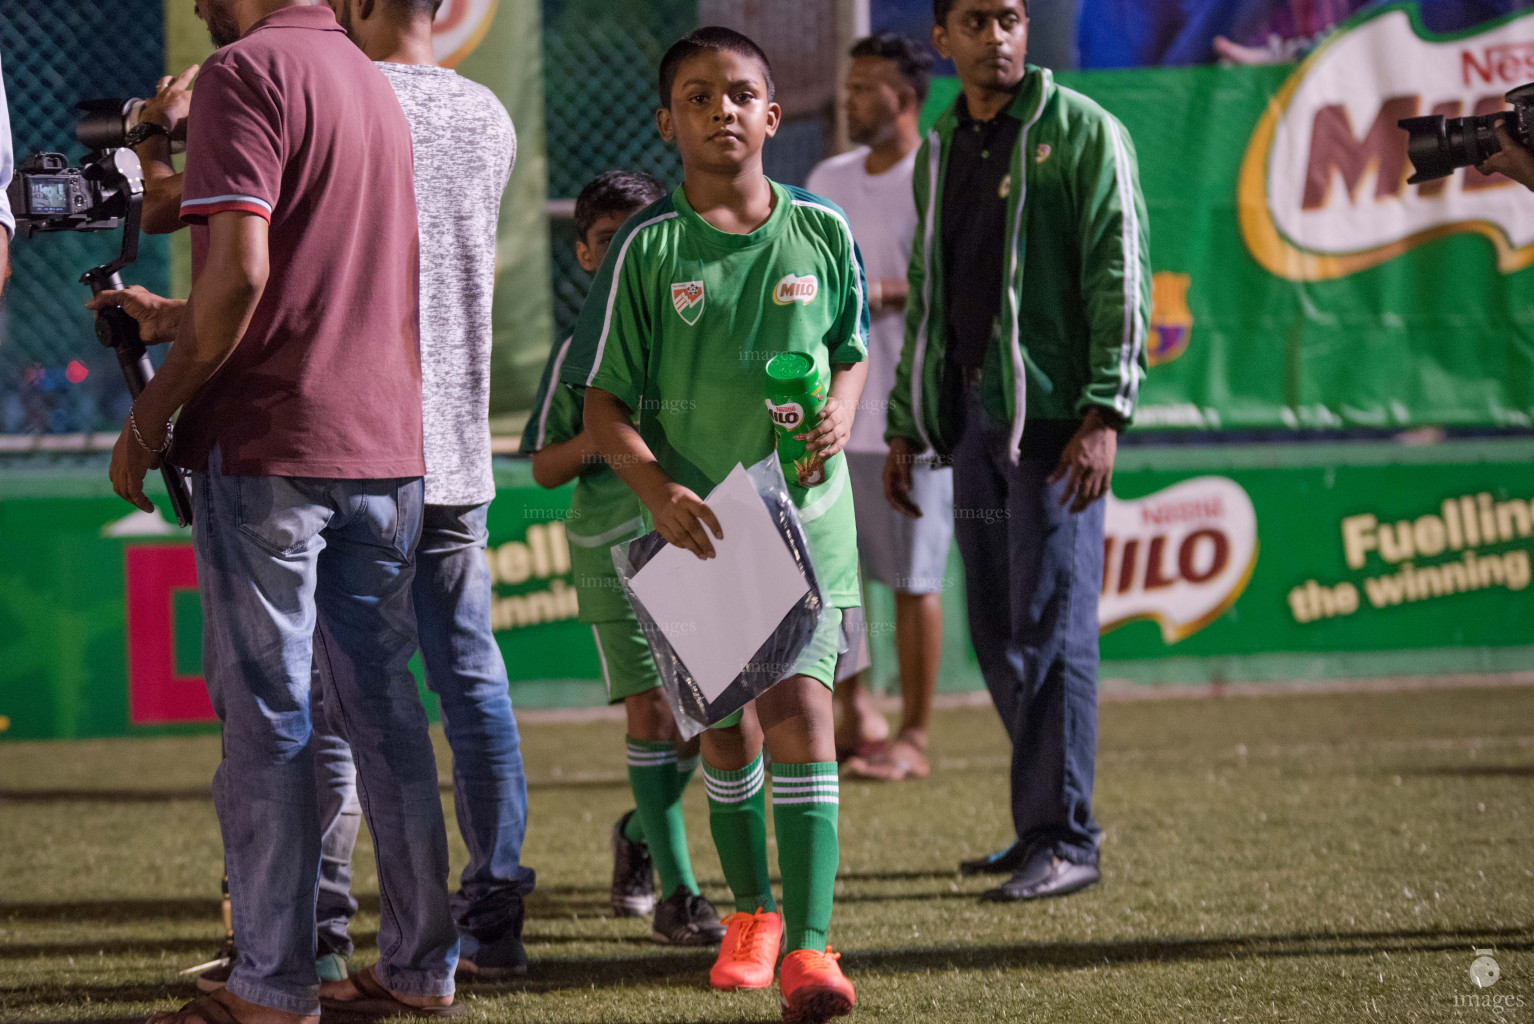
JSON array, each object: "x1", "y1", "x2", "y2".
[{"x1": 106, "y1": 3, "x2": 461, "y2": 1023}]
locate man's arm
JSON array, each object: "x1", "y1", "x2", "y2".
[
  {"x1": 1055, "y1": 114, "x2": 1151, "y2": 513},
  {"x1": 1477, "y1": 123, "x2": 1534, "y2": 192},
  {"x1": 884, "y1": 140, "x2": 933, "y2": 518},
  {"x1": 870, "y1": 276, "x2": 909, "y2": 314},
  {"x1": 884, "y1": 140, "x2": 930, "y2": 453},
  {"x1": 85, "y1": 285, "x2": 187, "y2": 344},
  {"x1": 109, "y1": 211, "x2": 269, "y2": 510},
  {"x1": 0, "y1": 231, "x2": 9, "y2": 301},
  {"x1": 583, "y1": 387, "x2": 721, "y2": 560},
  {"x1": 136, "y1": 67, "x2": 198, "y2": 234},
  {"x1": 1076, "y1": 115, "x2": 1150, "y2": 425}
]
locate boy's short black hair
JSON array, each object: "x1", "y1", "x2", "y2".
[
  {"x1": 933, "y1": 0, "x2": 1028, "y2": 26},
  {"x1": 658, "y1": 26, "x2": 776, "y2": 108},
  {"x1": 574, "y1": 170, "x2": 667, "y2": 241},
  {"x1": 850, "y1": 32, "x2": 934, "y2": 103}
]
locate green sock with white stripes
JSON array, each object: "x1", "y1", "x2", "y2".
[
  {"x1": 704, "y1": 753, "x2": 776, "y2": 914},
  {"x1": 626, "y1": 738, "x2": 699, "y2": 897},
  {"x1": 623, "y1": 749, "x2": 701, "y2": 844},
  {"x1": 771, "y1": 762, "x2": 840, "y2": 952}
]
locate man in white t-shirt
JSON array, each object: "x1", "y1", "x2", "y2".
[{"x1": 806, "y1": 33, "x2": 951, "y2": 782}]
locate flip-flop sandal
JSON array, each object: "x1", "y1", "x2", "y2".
[
  {"x1": 320, "y1": 965, "x2": 466, "y2": 1020},
  {"x1": 844, "y1": 740, "x2": 930, "y2": 782},
  {"x1": 835, "y1": 738, "x2": 887, "y2": 765},
  {"x1": 147, "y1": 994, "x2": 244, "y2": 1024}
]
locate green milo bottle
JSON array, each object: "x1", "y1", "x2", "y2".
[{"x1": 765, "y1": 351, "x2": 828, "y2": 487}]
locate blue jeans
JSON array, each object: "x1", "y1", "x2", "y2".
[
  {"x1": 193, "y1": 447, "x2": 458, "y2": 1016},
  {"x1": 312, "y1": 675, "x2": 362, "y2": 961},
  {"x1": 313, "y1": 503, "x2": 534, "y2": 961},
  {"x1": 950, "y1": 391, "x2": 1104, "y2": 865}
]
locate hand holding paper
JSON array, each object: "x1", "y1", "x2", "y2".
[
  {"x1": 638, "y1": 479, "x2": 724, "y2": 560},
  {"x1": 627, "y1": 463, "x2": 814, "y2": 705}
]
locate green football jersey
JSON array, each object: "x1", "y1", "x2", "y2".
[
  {"x1": 520, "y1": 336, "x2": 646, "y2": 624},
  {"x1": 560, "y1": 181, "x2": 870, "y2": 607}
]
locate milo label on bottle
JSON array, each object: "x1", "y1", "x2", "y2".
[{"x1": 765, "y1": 352, "x2": 828, "y2": 487}]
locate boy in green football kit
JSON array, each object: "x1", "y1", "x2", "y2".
[
  {"x1": 561, "y1": 28, "x2": 869, "y2": 1023},
  {"x1": 522, "y1": 171, "x2": 728, "y2": 948}
]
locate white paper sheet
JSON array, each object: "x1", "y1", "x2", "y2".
[{"x1": 627, "y1": 463, "x2": 811, "y2": 703}]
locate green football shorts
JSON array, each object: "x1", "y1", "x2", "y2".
[
  {"x1": 711, "y1": 604, "x2": 859, "y2": 729},
  {"x1": 591, "y1": 616, "x2": 662, "y2": 704}
]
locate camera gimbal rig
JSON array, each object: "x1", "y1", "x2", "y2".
[{"x1": 11, "y1": 146, "x2": 194, "y2": 526}]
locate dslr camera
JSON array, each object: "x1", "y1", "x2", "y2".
[
  {"x1": 5, "y1": 98, "x2": 193, "y2": 526},
  {"x1": 1399, "y1": 82, "x2": 1534, "y2": 183},
  {"x1": 6, "y1": 149, "x2": 140, "y2": 236},
  {"x1": 5, "y1": 97, "x2": 173, "y2": 236}
]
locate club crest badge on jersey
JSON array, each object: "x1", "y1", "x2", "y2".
[
  {"x1": 772, "y1": 273, "x2": 819, "y2": 306},
  {"x1": 672, "y1": 281, "x2": 705, "y2": 325}
]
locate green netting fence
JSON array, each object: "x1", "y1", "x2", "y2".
[
  {"x1": 1, "y1": 0, "x2": 170, "y2": 437},
  {"x1": 542, "y1": 0, "x2": 696, "y2": 337}
]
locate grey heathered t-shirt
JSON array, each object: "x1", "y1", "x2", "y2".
[{"x1": 377, "y1": 62, "x2": 515, "y2": 506}]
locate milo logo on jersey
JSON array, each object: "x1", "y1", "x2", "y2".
[
  {"x1": 1239, "y1": 5, "x2": 1534, "y2": 281},
  {"x1": 672, "y1": 281, "x2": 705, "y2": 325},
  {"x1": 772, "y1": 274, "x2": 819, "y2": 306}
]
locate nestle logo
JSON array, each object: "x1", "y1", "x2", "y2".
[
  {"x1": 767, "y1": 401, "x2": 804, "y2": 429},
  {"x1": 1139, "y1": 497, "x2": 1224, "y2": 527},
  {"x1": 1462, "y1": 42, "x2": 1534, "y2": 86}
]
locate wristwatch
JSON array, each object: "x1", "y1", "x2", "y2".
[{"x1": 124, "y1": 121, "x2": 171, "y2": 148}]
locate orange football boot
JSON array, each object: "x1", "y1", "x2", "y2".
[
  {"x1": 779, "y1": 947, "x2": 855, "y2": 1023},
  {"x1": 709, "y1": 909, "x2": 782, "y2": 990}
]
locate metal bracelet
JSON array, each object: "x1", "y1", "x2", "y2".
[{"x1": 129, "y1": 408, "x2": 173, "y2": 456}]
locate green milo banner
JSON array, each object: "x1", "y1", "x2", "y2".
[
  {"x1": 4, "y1": 442, "x2": 1532, "y2": 741},
  {"x1": 1096, "y1": 440, "x2": 1534, "y2": 681},
  {"x1": 925, "y1": 3, "x2": 1534, "y2": 431}
]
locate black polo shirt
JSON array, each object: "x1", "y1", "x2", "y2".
[{"x1": 942, "y1": 93, "x2": 1021, "y2": 371}]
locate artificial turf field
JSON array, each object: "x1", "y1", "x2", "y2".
[{"x1": 1, "y1": 683, "x2": 1531, "y2": 1024}]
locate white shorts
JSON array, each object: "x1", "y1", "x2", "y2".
[{"x1": 846, "y1": 450, "x2": 955, "y2": 595}]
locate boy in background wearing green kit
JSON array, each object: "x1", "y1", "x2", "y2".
[
  {"x1": 562, "y1": 28, "x2": 869, "y2": 1023},
  {"x1": 521, "y1": 170, "x2": 728, "y2": 948}
]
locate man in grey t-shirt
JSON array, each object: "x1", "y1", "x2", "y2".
[{"x1": 313, "y1": 0, "x2": 537, "y2": 993}]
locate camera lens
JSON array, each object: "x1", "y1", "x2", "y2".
[
  {"x1": 1401, "y1": 115, "x2": 1455, "y2": 183},
  {"x1": 1450, "y1": 118, "x2": 1502, "y2": 168},
  {"x1": 74, "y1": 98, "x2": 143, "y2": 151},
  {"x1": 1400, "y1": 112, "x2": 1508, "y2": 183}
]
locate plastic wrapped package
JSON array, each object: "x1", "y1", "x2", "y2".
[{"x1": 612, "y1": 454, "x2": 825, "y2": 740}]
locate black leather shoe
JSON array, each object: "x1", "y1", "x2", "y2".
[
  {"x1": 959, "y1": 840, "x2": 1032, "y2": 876},
  {"x1": 984, "y1": 850, "x2": 1101, "y2": 902}
]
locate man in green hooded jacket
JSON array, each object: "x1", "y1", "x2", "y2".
[{"x1": 883, "y1": 0, "x2": 1150, "y2": 902}]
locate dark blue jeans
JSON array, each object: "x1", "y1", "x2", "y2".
[
  {"x1": 313, "y1": 502, "x2": 534, "y2": 961},
  {"x1": 193, "y1": 447, "x2": 457, "y2": 1016},
  {"x1": 951, "y1": 393, "x2": 1104, "y2": 866}
]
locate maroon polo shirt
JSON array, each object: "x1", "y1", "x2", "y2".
[{"x1": 174, "y1": 5, "x2": 424, "y2": 478}]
